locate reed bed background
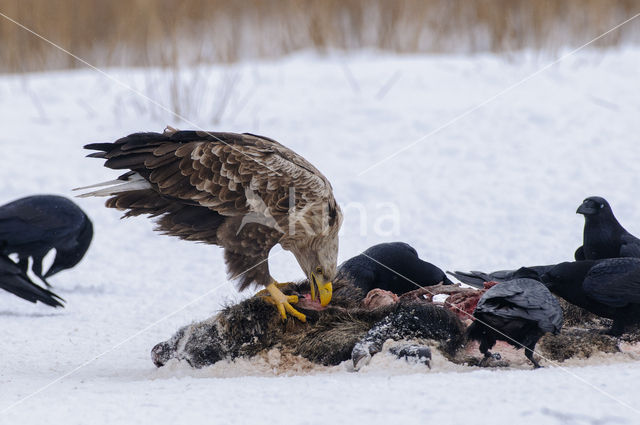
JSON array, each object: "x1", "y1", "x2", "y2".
[{"x1": 1, "y1": 0, "x2": 640, "y2": 74}]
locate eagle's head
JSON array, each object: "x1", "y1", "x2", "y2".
[
  {"x1": 290, "y1": 201, "x2": 342, "y2": 307},
  {"x1": 291, "y1": 230, "x2": 339, "y2": 307}
]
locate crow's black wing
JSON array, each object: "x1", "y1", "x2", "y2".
[
  {"x1": 362, "y1": 242, "x2": 418, "y2": 259},
  {"x1": 0, "y1": 196, "x2": 85, "y2": 246},
  {"x1": 575, "y1": 245, "x2": 585, "y2": 261},
  {"x1": 0, "y1": 256, "x2": 64, "y2": 307},
  {"x1": 620, "y1": 233, "x2": 640, "y2": 258},
  {"x1": 448, "y1": 265, "x2": 554, "y2": 289},
  {"x1": 475, "y1": 279, "x2": 563, "y2": 333},
  {"x1": 447, "y1": 271, "x2": 491, "y2": 288},
  {"x1": 583, "y1": 259, "x2": 640, "y2": 308}
]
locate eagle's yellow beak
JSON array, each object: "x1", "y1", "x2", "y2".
[{"x1": 310, "y1": 270, "x2": 332, "y2": 306}]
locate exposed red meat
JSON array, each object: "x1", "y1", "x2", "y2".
[
  {"x1": 362, "y1": 289, "x2": 398, "y2": 309},
  {"x1": 297, "y1": 293, "x2": 326, "y2": 311},
  {"x1": 484, "y1": 281, "x2": 500, "y2": 289}
]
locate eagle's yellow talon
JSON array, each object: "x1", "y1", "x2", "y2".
[
  {"x1": 284, "y1": 302, "x2": 306, "y2": 322},
  {"x1": 255, "y1": 282, "x2": 293, "y2": 298},
  {"x1": 262, "y1": 282, "x2": 306, "y2": 322},
  {"x1": 285, "y1": 295, "x2": 299, "y2": 303}
]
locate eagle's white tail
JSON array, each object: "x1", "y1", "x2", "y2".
[{"x1": 74, "y1": 173, "x2": 151, "y2": 197}]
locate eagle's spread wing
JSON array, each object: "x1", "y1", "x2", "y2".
[
  {"x1": 89, "y1": 131, "x2": 329, "y2": 213},
  {"x1": 81, "y1": 130, "x2": 341, "y2": 293}
]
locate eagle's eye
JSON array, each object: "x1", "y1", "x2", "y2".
[{"x1": 315, "y1": 267, "x2": 322, "y2": 274}]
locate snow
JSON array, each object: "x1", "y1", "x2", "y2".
[
  {"x1": 1, "y1": 48, "x2": 640, "y2": 424},
  {"x1": 432, "y1": 293, "x2": 449, "y2": 303}
]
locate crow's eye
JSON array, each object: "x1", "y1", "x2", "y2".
[{"x1": 600, "y1": 204, "x2": 604, "y2": 209}]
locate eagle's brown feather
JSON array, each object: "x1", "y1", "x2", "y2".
[{"x1": 83, "y1": 130, "x2": 342, "y2": 291}]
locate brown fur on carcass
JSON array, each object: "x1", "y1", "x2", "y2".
[
  {"x1": 152, "y1": 278, "x2": 466, "y2": 368},
  {"x1": 538, "y1": 299, "x2": 638, "y2": 361},
  {"x1": 400, "y1": 284, "x2": 640, "y2": 367},
  {"x1": 152, "y1": 278, "x2": 640, "y2": 370},
  {"x1": 557, "y1": 298, "x2": 601, "y2": 327},
  {"x1": 538, "y1": 329, "x2": 620, "y2": 361}
]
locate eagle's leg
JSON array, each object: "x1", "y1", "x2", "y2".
[
  {"x1": 262, "y1": 282, "x2": 306, "y2": 322},
  {"x1": 254, "y1": 281, "x2": 292, "y2": 297}
]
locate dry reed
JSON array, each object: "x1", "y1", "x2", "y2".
[{"x1": 1, "y1": 0, "x2": 639, "y2": 73}]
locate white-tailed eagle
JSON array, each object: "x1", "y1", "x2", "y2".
[{"x1": 78, "y1": 128, "x2": 342, "y2": 321}]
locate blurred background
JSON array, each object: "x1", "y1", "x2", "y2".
[{"x1": 2, "y1": 0, "x2": 640, "y2": 73}]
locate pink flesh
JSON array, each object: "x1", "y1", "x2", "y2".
[
  {"x1": 297, "y1": 293, "x2": 326, "y2": 311},
  {"x1": 484, "y1": 281, "x2": 500, "y2": 289},
  {"x1": 362, "y1": 289, "x2": 398, "y2": 309}
]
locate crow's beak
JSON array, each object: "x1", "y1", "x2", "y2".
[
  {"x1": 310, "y1": 270, "x2": 332, "y2": 306},
  {"x1": 577, "y1": 202, "x2": 597, "y2": 215}
]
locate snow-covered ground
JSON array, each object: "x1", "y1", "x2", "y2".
[{"x1": 1, "y1": 48, "x2": 640, "y2": 424}]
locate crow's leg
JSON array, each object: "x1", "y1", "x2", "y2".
[
  {"x1": 31, "y1": 256, "x2": 52, "y2": 288},
  {"x1": 524, "y1": 342, "x2": 541, "y2": 369},
  {"x1": 478, "y1": 338, "x2": 500, "y2": 366}
]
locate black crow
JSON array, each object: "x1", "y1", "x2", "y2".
[
  {"x1": 335, "y1": 242, "x2": 453, "y2": 295},
  {"x1": 0, "y1": 254, "x2": 64, "y2": 307},
  {"x1": 542, "y1": 258, "x2": 640, "y2": 336},
  {"x1": 448, "y1": 265, "x2": 555, "y2": 289},
  {"x1": 575, "y1": 196, "x2": 640, "y2": 260},
  {"x1": 0, "y1": 195, "x2": 93, "y2": 286},
  {"x1": 466, "y1": 278, "x2": 563, "y2": 368}
]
